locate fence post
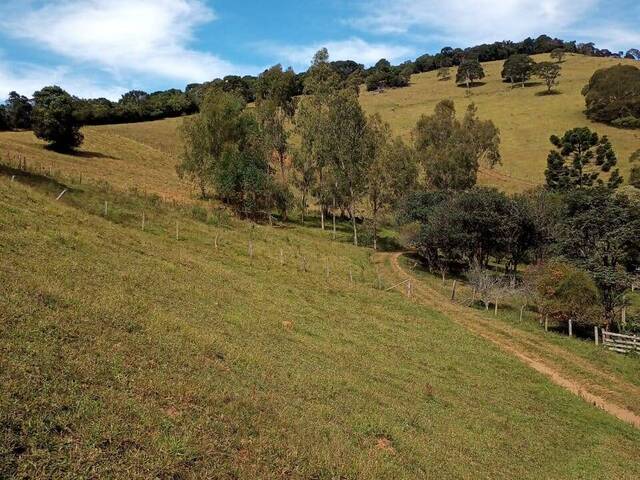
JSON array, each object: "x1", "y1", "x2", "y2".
[
  {"x1": 349, "y1": 267, "x2": 353, "y2": 285},
  {"x1": 451, "y1": 280, "x2": 457, "y2": 301},
  {"x1": 141, "y1": 212, "x2": 145, "y2": 231},
  {"x1": 407, "y1": 281, "x2": 412, "y2": 298},
  {"x1": 519, "y1": 305, "x2": 525, "y2": 322},
  {"x1": 594, "y1": 326, "x2": 599, "y2": 346},
  {"x1": 104, "y1": 201, "x2": 108, "y2": 216},
  {"x1": 494, "y1": 300, "x2": 498, "y2": 316},
  {"x1": 545, "y1": 315, "x2": 548, "y2": 332},
  {"x1": 568, "y1": 319, "x2": 573, "y2": 337}
]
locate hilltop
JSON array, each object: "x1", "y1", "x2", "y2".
[{"x1": 360, "y1": 53, "x2": 640, "y2": 192}]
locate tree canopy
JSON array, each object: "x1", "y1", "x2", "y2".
[
  {"x1": 456, "y1": 59, "x2": 485, "y2": 90},
  {"x1": 501, "y1": 54, "x2": 536, "y2": 86},
  {"x1": 31, "y1": 86, "x2": 83, "y2": 150},
  {"x1": 582, "y1": 64, "x2": 640, "y2": 128},
  {"x1": 414, "y1": 100, "x2": 500, "y2": 190}
]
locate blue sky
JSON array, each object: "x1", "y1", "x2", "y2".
[{"x1": 1, "y1": 0, "x2": 639, "y2": 100}]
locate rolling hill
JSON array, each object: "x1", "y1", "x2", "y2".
[
  {"x1": 1, "y1": 54, "x2": 638, "y2": 200},
  {"x1": 360, "y1": 53, "x2": 640, "y2": 192},
  {"x1": 2, "y1": 53, "x2": 640, "y2": 478}
]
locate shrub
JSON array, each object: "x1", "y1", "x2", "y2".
[{"x1": 527, "y1": 260, "x2": 602, "y2": 327}]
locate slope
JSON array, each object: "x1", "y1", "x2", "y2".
[
  {"x1": 360, "y1": 53, "x2": 640, "y2": 192},
  {"x1": 2, "y1": 166, "x2": 640, "y2": 479}
]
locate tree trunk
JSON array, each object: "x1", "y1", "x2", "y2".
[{"x1": 372, "y1": 210, "x2": 378, "y2": 251}]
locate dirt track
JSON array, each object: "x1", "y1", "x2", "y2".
[{"x1": 381, "y1": 252, "x2": 640, "y2": 429}]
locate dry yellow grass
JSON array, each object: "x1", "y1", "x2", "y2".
[
  {"x1": 360, "y1": 53, "x2": 640, "y2": 192},
  {"x1": 0, "y1": 116, "x2": 189, "y2": 201}
]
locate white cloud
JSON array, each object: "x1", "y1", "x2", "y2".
[
  {"x1": 0, "y1": 56, "x2": 128, "y2": 100},
  {"x1": 1, "y1": 0, "x2": 247, "y2": 87},
  {"x1": 262, "y1": 37, "x2": 415, "y2": 69},
  {"x1": 351, "y1": 0, "x2": 599, "y2": 45}
]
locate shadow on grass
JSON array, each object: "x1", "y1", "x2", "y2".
[
  {"x1": 535, "y1": 90, "x2": 562, "y2": 96},
  {"x1": 0, "y1": 162, "x2": 73, "y2": 194},
  {"x1": 457, "y1": 81, "x2": 487, "y2": 89}
]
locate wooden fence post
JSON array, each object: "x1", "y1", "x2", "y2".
[
  {"x1": 594, "y1": 326, "x2": 599, "y2": 345},
  {"x1": 214, "y1": 234, "x2": 219, "y2": 250},
  {"x1": 104, "y1": 201, "x2": 108, "y2": 216},
  {"x1": 332, "y1": 212, "x2": 336, "y2": 240},
  {"x1": 451, "y1": 280, "x2": 457, "y2": 301},
  {"x1": 407, "y1": 281, "x2": 412, "y2": 298},
  {"x1": 545, "y1": 315, "x2": 548, "y2": 332},
  {"x1": 568, "y1": 319, "x2": 573, "y2": 337},
  {"x1": 519, "y1": 305, "x2": 525, "y2": 322},
  {"x1": 494, "y1": 300, "x2": 498, "y2": 316}
]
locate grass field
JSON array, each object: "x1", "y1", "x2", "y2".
[
  {"x1": 0, "y1": 117, "x2": 187, "y2": 202},
  {"x1": 2, "y1": 169, "x2": 640, "y2": 478},
  {"x1": 360, "y1": 53, "x2": 640, "y2": 192}
]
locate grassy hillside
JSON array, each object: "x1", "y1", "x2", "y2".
[
  {"x1": 2, "y1": 170, "x2": 640, "y2": 478},
  {"x1": 360, "y1": 53, "x2": 640, "y2": 192},
  {"x1": 1, "y1": 54, "x2": 638, "y2": 201},
  {"x1": 0, "y1": 117, "x2": 187, "y2": 201}
]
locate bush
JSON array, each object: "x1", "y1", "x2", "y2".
[
  {"x1": 582, "y1": 65, "x2": 640, "y2": 127},
  {"x1": 527, "y1": 260, "x2": 602, "y2": 327},
  {"x1": 191, "y1": 205, "x2": 208, "y2": 223}
]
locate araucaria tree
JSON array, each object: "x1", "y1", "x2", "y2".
[
  {"x1": 456, "y1": 59, "x2": 485, "y2": 91},
  {"x1": 535, "y1": 62, "x2": 561, "y2": 94},
  {"x1": 544, "y1": 127, "x2": 622, "y2": 191},
  {"x1": 414, "y1": 100, "x2": 500, "y2": 190},
  {"x1": 501, "y1": 54, "x2": 536, "y2": 87},
  {"x1": 31, "y1": 86, "x2": 83, "y2": 150}
]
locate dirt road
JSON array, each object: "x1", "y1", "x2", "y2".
[{"x1": 380, "y1": 252, "x2": 640, "y2": 429}]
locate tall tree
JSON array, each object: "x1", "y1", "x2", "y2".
[
  {"x1": 558, "y1": 187, "x2": 640, "y2": 330},
  {"x1": 31, "y1": 86, "x2": 83, "y2": 151},
  {"x1": 544, "y1": 127, "x2": 621, "y2": 191},
  {"x1": 501, "y1": 54, "x2": 536, "y2": 87},
  {"x1": 5, "y1": 91, "x2": 32, "y2": 130},
  {"x1": 366, "y1": 115, "x2": 418, "y2": 250},
  {"x1": 414, "y1": 100, "x2": 500, "y2": 190},
  {"x1": 456, "y1": 59, "x2": 485, "y2": 91},
  {"x1": 326, "y1": 90, "x2": 372, "y2": 246},
  {"x1": 176, "y1": 90, "x2": 248, "y2": 198},
  {"x1": 534, "y1": 62, "x2": 561, "y2": 94},
  {"x1": 255, "y1": 65, "x2": 297, "y2": 186}
]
